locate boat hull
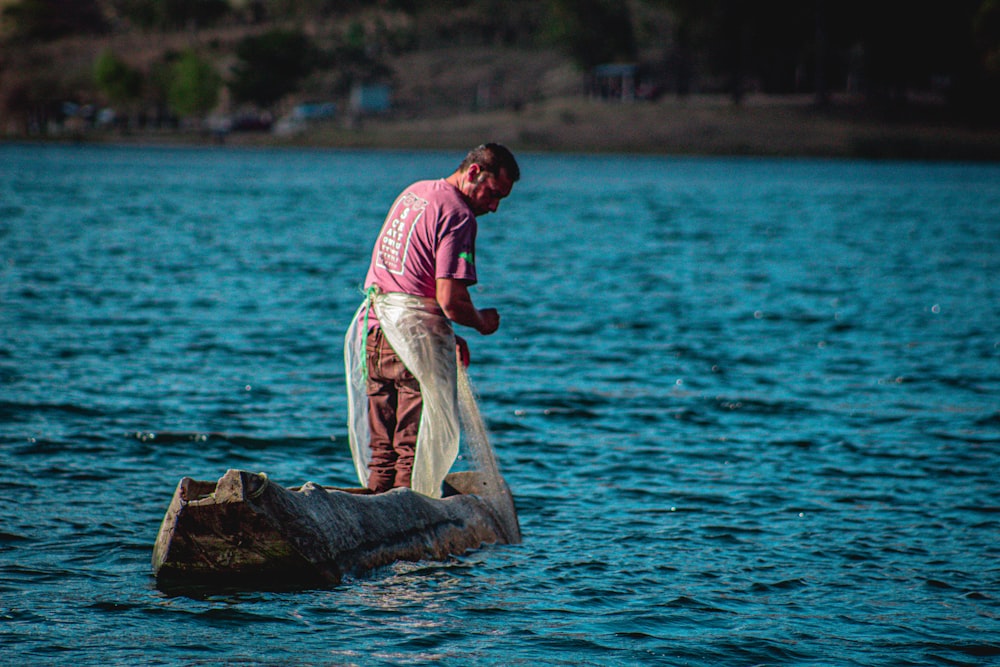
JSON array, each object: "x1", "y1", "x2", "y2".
[{"x1": 152, "y1": 469, "x2": 520, "y2": 590}]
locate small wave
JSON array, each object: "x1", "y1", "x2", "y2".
[
  {"x1": 947, "y1": 644, "x2": 1000, "y2": 658},
  {"x1": 11, "y1": 438, "x2": 113, "y2": 457},
  {"x1": 86, "y1": 601, "x2": 143, "y2": 613},
  {"x1": 126, "y1": 431, "x2": 336, "y2": 449},
  {"x1": 0, "y1": 606, "x2": 47, "y2": 623},
  {"x1": 0, "y1": 400, "x2": 103, "y2": 421},
  {"x1": 194, "y1": 607, "x2": 300, "y2": 626},
  {"x1": 36, "y1": 466, "x2": 114, "y2": 482},
  {"x1": 961, "y1": 591, "x2": 991, "y2": 600},
  {"x1": 956, "y1": 505, "x2": 1000, "y2": 514},
  {"x1": 1, "y1": 563, "x2": 84, "y2": 584},
  {"x1": 930, "y1": 429, "x2": 1000, "y2": 445},
  {"x1": 706, "y1": 638, "x2": 818, "y2": 665},
  {"x1": 749, "y1": 577, "x2": 809, "y2": 593},
  {"x1": 480, "y1": 418, "x2": 532, "y2": 434},
  {"x1": 710, "y1": 395, "x2": 815, "y2": 417},
  {"x1": 976, "y1": 412, "x2": 1000, "y2": 426},
  {"x1": 665, "y1": 595, "x2": 734, "y2": 614}
]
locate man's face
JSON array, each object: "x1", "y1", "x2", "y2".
[{"x1": 466, "y1": 166, "x2": 514, "y2": 216}]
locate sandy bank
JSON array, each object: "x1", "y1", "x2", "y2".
[
  {"x1": 213, "y1": 94, "x2": 1000, "y2": 161},
  {"x1": 10, "y1": 94, "x2": 1000, "y2": 162}
]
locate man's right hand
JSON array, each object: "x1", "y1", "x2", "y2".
[
  {"x1": 437, "y1": 278, "x2": 501, "y2": 335},
  {"x1": 477, "y1": 308, "x2": 500, "y2": 335}
]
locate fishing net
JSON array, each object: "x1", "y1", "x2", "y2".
[
  {"x1": 345, "y1": 290, "x2": 518, "y2": 538},
  {"x1": 455, "y1": 364, "x2": 501, "y2": 486},
  {"x1": 456, "y1": 362, "x2": 520, "y2": 542},
  {"x1": 345, "y1": 290, "x2": 460, "y2": 498}
]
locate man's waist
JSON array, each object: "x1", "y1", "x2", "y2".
[{"x1": 370, "y1": 289, "x2": 443, "y2": 315}]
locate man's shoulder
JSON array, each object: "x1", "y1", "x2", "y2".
[{"x1": 405, "y1": 179, "x2": 468, "y2": 213}]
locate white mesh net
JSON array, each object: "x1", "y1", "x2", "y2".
[{"x1": 345, "y1": 291, "x2": 459, "y2": 498}]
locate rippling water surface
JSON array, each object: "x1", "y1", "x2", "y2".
[{"x1": 2, "y1": 144, "x2": 999, "y2": 666}]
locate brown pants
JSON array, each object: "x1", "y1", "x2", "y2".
[{"x1": 365, "y1": 327, "x2": 423, "y2": 493}]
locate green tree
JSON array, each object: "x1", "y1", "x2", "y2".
[
  {"x1": 663, "y1": 0, "x2": 809, "y2": 103},
  {"x1": 110, "y1": 0, "x2": 230, "y2": 30},
  {"x1": 94, "y1": 49, "x2": 142, "y2": 107},
  {"x1": 2, "y1": 0, "x2": 106, "y2": 41},
  {"x1": 976, "y1": 0, "x2": 1000, "y2": 77},
  {"x1": 662, "y1": 0, "x2": 997, "y2": 111},
  {"x1": 168, "y1": 50, "x2": 222, "y2": 118},
  {"x1": 229, "y1": 29, "x2": 322, "y2": 108},
  {"x1": 545, "y1": 0, "x2": 635, "y2": 69}
]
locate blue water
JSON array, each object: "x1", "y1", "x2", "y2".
[{"x1": 2, "y1": 144, "x2": 999, "y2": 666}]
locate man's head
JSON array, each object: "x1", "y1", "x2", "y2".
[{"x1": 453, "y1": 143, "x2": 520, "y2": 216}]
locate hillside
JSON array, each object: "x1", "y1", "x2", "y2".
[{"x1": 2, "y1": 4, "x2": 999, "y2": 160}]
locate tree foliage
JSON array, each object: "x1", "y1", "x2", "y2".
[
  {"x1": 976, "y1": 0, "x2": 1000, "y2": 77},
  {"x1": 659, "y1": 0, "x2": 999, "y2": 110},
  {"x1": 2, "y1": 0, "x2": 106, "y2": 41},
  {"x1": 111, "y1": 0, "x2": 230, "y2": 30},
  {"x1": 94, "y1": 49, "x2": 142, "y2": 107},
  {"x1": 229, "y1": 29, "x2": 323, "y2": 108},
  {"x1": 168, "y1": 50, "x2": 222, "y2": 118},
  {"x1": 545, "y1": 0, "x2": 636, "y2": 69},
  {"x1": 2, "y1": 0, "x2": 998, "y2": 125}
]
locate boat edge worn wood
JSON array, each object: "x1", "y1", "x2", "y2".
[{"x1": 151, "y1": 469, "x2": 521, "y2": 589}]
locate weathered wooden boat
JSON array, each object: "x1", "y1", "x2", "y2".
[{"x1": 152, "y1": 468, "x2": 521, "y2": 591}]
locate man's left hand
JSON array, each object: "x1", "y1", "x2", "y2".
[{"x1": 456, "y1": 336, "x2": 470, "y2": 368}]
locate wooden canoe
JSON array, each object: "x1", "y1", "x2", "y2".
[{"x1": 151, "y1": 468, "x2": 521, "y2": 591}]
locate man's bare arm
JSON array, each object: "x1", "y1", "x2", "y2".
[{"x1": 436, "y1": 278, "x2": 500, "y2": 334}]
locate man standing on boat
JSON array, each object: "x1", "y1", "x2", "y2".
[{"x1": 345, "y1": 143, "x2": 520, "y2": 497}]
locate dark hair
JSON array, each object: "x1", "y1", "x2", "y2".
[{"x1": 459, "y1": 143, "x2": 520, "y2": 182}]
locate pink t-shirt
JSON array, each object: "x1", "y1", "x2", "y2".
[{"x1": 364, "y1": 179, "x2": 478, "y2": 299}]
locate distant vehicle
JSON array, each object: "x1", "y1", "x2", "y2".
[
  {"x1": 231, "y1": 111, "x2": 273, "y2": 132},
  {"x1": 292, "y1": 102, "x2": 337, "y2": 120}
]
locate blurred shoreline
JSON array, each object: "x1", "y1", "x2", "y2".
[{"x1": 7, "y1": 93, "x2": 1000, "y2": 161}]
